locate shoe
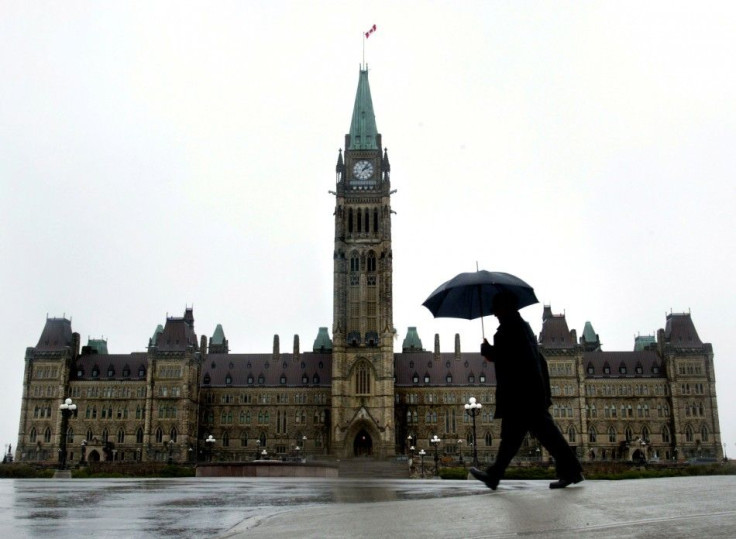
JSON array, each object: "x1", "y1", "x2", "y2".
[
  {"x1": 470, "y1": 467, "x2": 499, "y2": 490},
  {"x1": 549, "y1": 473, "x2": 584, "y2": 489}
]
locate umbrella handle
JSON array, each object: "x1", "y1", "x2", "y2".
[{"x1": 477, "y1": 282, "x2": 485, "y2": 339}]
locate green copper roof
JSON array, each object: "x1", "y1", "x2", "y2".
[
  {"x1": 582, "y1": 321, "x2": 598, "y2": 343},
  {"x1": 151, "y1": 324, "x2": 164, "y2": 346},
  {"x1": 313, "y1": 327, "x2": 333, "y2": 352},
  {"x1": 402, "y1": 327, "x2": 424, "y2": 352},
  {"x1": 87, "y1": 338, "x2": 108, "y2": 355},
  {"x1": 634, "y1": 335, "x2": 656, "y2": 352},
  {"x1": 211, "y1": 324, "x2": 226, "y2": 345},
  {"x1": 348, "y1": 69, "x2": 378, "y2": 150}
]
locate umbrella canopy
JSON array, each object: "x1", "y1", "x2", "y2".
[{"x1": 422, "y1": 270, "x2": 539, "y2": 320}]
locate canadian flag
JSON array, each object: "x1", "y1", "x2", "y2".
[{"x1": 365, "y1": 24, "x2": 377, "y2": 38}]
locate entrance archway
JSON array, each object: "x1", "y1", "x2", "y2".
[
  {"x1": 88, "y1": 450, "x2": 100, "y2": 462},
  {"x1": 632, "y1": 449, "x2": 646, "y2": 464},
  {"x1": 353, "y1": 429, "x2": 373, "y2": 457}
]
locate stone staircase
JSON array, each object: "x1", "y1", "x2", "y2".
[{"x1": 337, "y1": 457, "x2": 410, "y2": 479}]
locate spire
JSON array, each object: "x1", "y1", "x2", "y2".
[{"x1": 348, "y1": 69, "x2": 378, "y2": 150}]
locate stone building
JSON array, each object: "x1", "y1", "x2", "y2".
[{"x1": 15, "y1": 68, "x2": 723, "y2": 466}]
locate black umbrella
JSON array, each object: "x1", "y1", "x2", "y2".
[{"x1": 422, "y1": 270, "x2": 539, "y2": 337}]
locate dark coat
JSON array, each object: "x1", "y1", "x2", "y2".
[{"x1": 481, "y1": 312, "x2": 551, "y2": 419}]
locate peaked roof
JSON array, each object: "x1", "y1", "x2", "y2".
[
  {"x1": 402, "y1": 327, "x2": 424, "y2": 352},
  {"x1": 348, "y1": 69, "x2": 378, "y2": 150},
  {"x1": 211, "y1": 324, "x2": 226, "y2": 345},
  {"x1": 665, "y1": 313, "x2": 703, "y2": 347},
  {"x1": 36, "y1": 317, "x2": 74, "y2": 351}
]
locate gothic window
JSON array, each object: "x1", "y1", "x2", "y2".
[
  {"x1": 373, "y1": 208, "x2": 379, "y2": 233},
  {"x1": 117, "y1": 428, "x2": 125, "y2": 444},
  {"x1": 223, "y1": 431, "x2": 229, "y2": 447},
  {"x1": 662, "y1": 425, "x2": 671, "y2": 443},
  {"x1": 102, "y1": 428, "x2": 109, "y2": 444},
  {"x1": 30, "y1": 427, "x2": 37, "y2": 443},
  {"x1": 87, "y1": 429, "x2": 93, "y2": 442},
  {"x1": 446, "y1": 373, "x2": 452, "y2": 383},
  {"x1": 568, "y1": 426, "x2": 576, "y2": 443},
  {"x1": 701, "y1": 424, "x2": 709, "y2": 442},
  {"x1": 479, "y1": 373, "x2": 486, "y2": 383},
  {"x1": 136, "y1": 428, "x2": 144, "y2": 444},
  {"x1": 412, "y1": 373, "x2": 419, "y2": 384},
  {"x1": 258, "y1": 374, "x2": 264, "y2": 385},
  {"x1": 241, "y1": 431, "x2": 248, "y2": 446},
  {"x1": 468, "y1": 374, "x2": 475, "y2": 383},
  {"x1": 641, "y1": 426, "x2": 649, "y2": 443},
  {"x1": 356, "y1": 362, "x2": 371, "y2": 395},
  {"x1": 588, "y1": 426, "x2": 597, "y2": 443},
  {"x1": 247, "y1": 374, "x2": 254, "y2": 385},
  {"x1": 625, "y1": 426, "x2": 633, "y2": 442},
  {"x1": 357, "y1": 209, "x2": 362, "y2": 232},
  {"x1": 348, "y1": 208, "x2": 353, "y2": 233},
  {"x1": 424, "y1": 373, "x2": 430, "y2": 383},
  {"x1": 367, "y1": 251, "x2": 376, "y2": 272},
  {"x1": 635, "y1": 363, "x2": 643, "y2": 374},
  {"x1": 619, "y1": 362, "x2": 627, "y2": 374},
  {"x1": 485, "y1": 432, "x2": 493, "y2": 446},
  {"x1": 155, "y1": 428, "x2": 163, "y2": 444},
  {"x1": 685, "y1": 425, "x2": 694, "y2": 442},
  {"x1": 302, "y1": 373, "x2": 309, "y2": 384},
  {"x1": 280, "y1": 375, "x2": 286, "y2": 385}
]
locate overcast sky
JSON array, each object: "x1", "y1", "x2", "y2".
[{"x1": 2, "y1": 1, "x2": 735, "y2": 457}]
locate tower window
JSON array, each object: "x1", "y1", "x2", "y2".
[{"x1": 356, "y1": 363, "x2": 371, "y2": 395}]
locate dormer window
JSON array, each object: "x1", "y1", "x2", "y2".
[
  {"x1": 302, "y1": 374, "x2": 309, "y2": 384},
  {"x1": 280, "y1": 375, "x2": 287, "y2": 385},
  {"x1": 313, "y1": 374, "x2": 320, "y2": 384},
  {"x1": 479, "y1": 373, "x2": 486, "y2": 383},
  {"x1": 225, "y1": 373, "x2": 232, "y2": 385},
  {"x1": 247, "y1": 374, "x2": 254, "y2": 385},
  {"x1": 203, "y1": 373, "x2": 211, "y2": 385},
  {"x1": 77, "y1": 367, "x2": 84, "y2": 377},
  {"x1": 91, "y1": 365, "x2": 99, "y2": 378},
  {"x1": 122, "y1": 365, "x2": 130, "y2": 377},
  {"x1": 424, "y1": 374, "x2": 430, "y2": 383},
  {"x1": 258, "y1": 374, "x2": 265, "y2": 385},
  {"x1": 468, "y1": 374, "x2": 475, "y2": 384},
  {"x1": 412, "y1": 373, "x2": 419, "y2": 384},
  {"x1": 107, "y1": 366, "x2": 115, "y2": 377},
  {"x1": 603, "y1": 363, "x2": 610, "y2": 375},
  {"x1": 446, "y1": 374, "x2": 452, "y2": 383},
  {"x1": 138, "y1": 366, "x2": 146, "y2": 377}
]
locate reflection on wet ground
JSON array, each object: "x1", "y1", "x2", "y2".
[{"x1": 0, "y1": 478, "x2": 487, "y2": 538}]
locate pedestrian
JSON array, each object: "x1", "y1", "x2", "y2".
[{"x1": 470, "y1": 291, "x2": 584, "y2": 489}]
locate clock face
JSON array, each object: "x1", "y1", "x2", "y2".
[{"x1": 352, "y1": 160, "x2": 374, "y2": 180}]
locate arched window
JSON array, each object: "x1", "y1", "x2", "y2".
[
  {"x1": 87, "y1": 429, "x2": 94, "y2": 442},
  {"x1": 223, "y1": 431, "x2": 229, "y2": 447},
  {"x1": 155, "y1": 428, "x2": 163, "y2": 444},
  {"x1": 357, "y1": 208, "x2": 362, "y2": 232},
  {"x1": 685, "y1": 425, "x2": 694, "y2": 442},
  {"x1": 367, "y1": 251, "x2": 376, "y2": 272},
  {"x1": 700, "y1": 424, "x2": 709, "y2": 442},
  {"x1": 170, "y1": 427, "x2": 178, "y2": 443},
  {"x1": 625, "y1": 426, "x2": 633, "y2": 441},
  {"x1": 641, "y1": 426, "x2": 650, "y2": 443},
  {"x1": 43, "y1": 427, "x2": 51, "y2": 443},
  {"x1": 348, "y1": 208, "x2": 353, "y2": 233},
  {"x1": 241, "y1": 431, "x2": 248, "y2": 446},
  {"x1": 662, "y1": 425, "x2": 670, "y2": 443},
  {"x1": 608, "y1": 426, "x2": 617, "y2": 443},
  {"x1": 356, "y1": 363, "x2": 371, "y2": 395},
  {"x1": 350, "y1": 252, "x2": 360, "y2": 273},
  {"x1": 568, "y1": 426, "x2": 576, "y2": 443},
  {"x1": 373, "y1": 208, "x2": 379, "y2": 233},
  {"x1": 117, "y1": 428, "x2": 125, "y2": 444},
  {"x1": 588, "y1": 426, "x2": 597, "y2": 443},
  {"x1": 136, "y1": 428, "x2": 144, "y2": 444},
  {"x1": 30, "y1": 427, "x2": 37, "y2": 443},
  {"x1": 102, "y1": 428, "x2": 109, "y2": 444},
  {"x1": 485, "y1": 432, "x2": 493, "y2": 446}
]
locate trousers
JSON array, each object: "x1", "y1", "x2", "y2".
[{"x1": 491, "y1": 409, "x2": 582, "y2": 480}]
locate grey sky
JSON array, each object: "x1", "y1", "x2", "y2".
[{"x1": 2, "y1": 2, "x2": 735, "y2": 457}]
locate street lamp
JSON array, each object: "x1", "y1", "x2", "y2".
[
  {"x1": 418, "y1": 449, "x2": 426, "y2": 478},
  {"x1": 80, "y1": 439, "x2": 87, "y2": 466},
  {"x1": 464, "y1": 397, "x2": 482, "y2": 467},
  {"x1": 302, "y1": 435, "x2": 307, "y2": 460},
  {"x1": 255, "y1": 439, "x2": 261, "y2": 461},
  {"x1": 458, "y1": 439, "x2": 464, "y2": 465},
  {"x1": 430, "y1": 435, "x2": 441, "y2": 476},
  {"x1": 58, "y1": 398, "x2": 77, "y2": 470},
  {"x1": 261, "y1": 449, "x2": 268, "y2": 460},
  {"x1": 205, "y1": 434, "x2": 215, "y2": 462},
  {"x1": 407, "y1": 435, "x2": 413, "y2": 455}
]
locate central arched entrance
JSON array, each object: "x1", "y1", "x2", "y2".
[{"x1": 353, "y1": 429, "x2": 373, "y2": 456}]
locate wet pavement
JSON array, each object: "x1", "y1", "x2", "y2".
[{"x1": 1, "y1": 476, "x2": 735, "y2": 538}]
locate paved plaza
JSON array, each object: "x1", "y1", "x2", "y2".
[{"x1": 1, "y1": 475, "x2": 735, "y2": 538}]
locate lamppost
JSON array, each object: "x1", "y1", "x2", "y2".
[
  {"x1": 430, "y1": 435, "x2": 441, "y2": 476},
  {"x1": 407, "y1": 435, "x2": 413, "y2": 456},
  {"x1": 464, "y1": 397, "x2": 482, "y2": 467},
  {"x1": 418, "y1": 449, "x2": 426, "y2": 478},
  {"x1": 302, "y1": 435, "x2": 307, "y2": 460},
  {"x1": 80, "y1": 439, "x2": 87, "y2": 466},
  {"x1": 58, "y1": 397, "x2": 77, "y2": 470},
  {"x1": 458, "y1": 439, "x2": 464, "y2": 465},
  {"x1": 261, "y1": 449, "x2": 268, "y2": 460},
  {"x1": 205, "y1": 434, "x2": 215, "y2": 462},
  {"x1": 255, "y1": 439, "x2": 261, "y2": 461}
]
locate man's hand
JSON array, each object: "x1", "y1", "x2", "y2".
[{"x1": 480, "y1": 338, "x2": 493, "y2": 360}]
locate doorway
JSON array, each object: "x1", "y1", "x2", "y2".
[{"x1": 353, "y1": 429, "x2": 373, "y2": 456}]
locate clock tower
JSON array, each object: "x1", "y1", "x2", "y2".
[{"x1": 331, "y1": 68, "x2": 396, "y2": 457}]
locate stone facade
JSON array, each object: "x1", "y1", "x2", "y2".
[{"x1": 15, "y1": 68, "x2": 723, "y2": 466}]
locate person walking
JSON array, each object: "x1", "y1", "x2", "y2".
[{"x1": 470, "y1": 291, "x2": 583, "y2": 489}]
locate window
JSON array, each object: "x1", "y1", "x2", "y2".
[
  {"x1": 608, "y1": 426, "x2": 616, "y2": 443},
  {"x1": 155, "y1": 428, "x2": 163, "y2": 444},
  {"x1": 424, "y1": 373, "x2": 430, "y2": 384},
  {"x1": 138, "y1": 366, "x2": 146, "y2": 377},
  {"x1": 485, "y1": 432, "x2": 493, "y2": 446},
  {"x1": 225, "y1": 373, "x2": 232, "y2": 385},
  {"x1": 117, "y1": 428, "x2": 125, "y2": 444},
  {"x1": 136, "y1": 428, "x2": 144, "y2": 444},
  {"x1": 122, "y1": 365, "x2": 130, "y2": 377},
  {"x1": 568, "y1": 426, "x2": 576, "y2": 443},
  {"x1": 588, "y1": 427, "x2": 597, "y2": 443},
  {"x1": 479, "y1": 373, "x2": 486, "y2": 383},
  {"x1": 587, "y1": 363, "x2": 594, "y2": 375},
  {"x1": 30, "y1": 427, "x2": 37, "y2": 443},
  {"x1": 412, "y1": 373, "x2": 419, "y2": 384},
  {"x1": 446, "y1": 374, "x2": 452, "y2": 383},
  {"x1": 92, "y1": 365, "x2": 100, "y2": 378},
  {"x1": 280, "y1": 375, "x2": 286, "y2": 385},
  {"x1": 313, "y1": 374, "x2": 320, "y2": 384},
  {"x1": 356, "y1": 363, "x2": 371, "y2": 395},
  {"x1": 107, "y1": 366, "x2": 115, "y2": 377}
]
